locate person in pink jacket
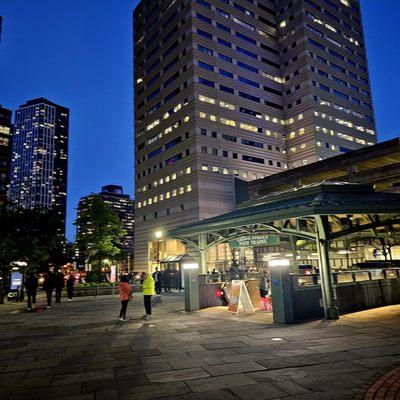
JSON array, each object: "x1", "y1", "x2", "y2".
[{"x1": 118, "y1": 275, "x2": 132, "y2": 321}]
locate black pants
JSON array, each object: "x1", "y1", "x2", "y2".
[
  {"x1": 46, "y1": 289, "x2": 53, "y2": 306},
  {"x1": 119, "y1": 300, "x2": 129, "y2": 319},
  {"x1": 164, "y1": 280, "x2": 171, "y2": 292},
  {"x1": 55, "y1": 287, "x2": 63, "y2": 303},
  {"x1": 144, "y1": 295, "x2": 152, "y2": 315},
  {"x1": 27, "y1": 289, "x2": 37, "y2": 309},
  {"x1": 67, "y1": 286, "x2": 73, "y2": 299},
  {"x1": 155, "y1": 281, "x2": 162, "y2": 294}
]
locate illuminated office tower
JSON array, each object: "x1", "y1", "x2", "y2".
[
  {"x1": 133, "y1": 0, "x2": 376, "y2": 270},
  {"x1": 0, "y1": 105, "x2": 12, "y2": 204},
  {"x1": 9, "y1": 98, "x2": 69, "y2": 236}
]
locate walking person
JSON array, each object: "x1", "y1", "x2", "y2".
[
  {"x1": 55, "y1": 270, "x2": 65, "y2": 303},
  {"x1": 44, "y1": 269, "x2": 55, "y2": 308},
  {"x1": 66, "y1": 274, "x2": 75, "y2": 301},
  {"x1": 259, "y1": 267, "x2": 271, "y2": 298},
  {"x1": 152, "y1": 267, "x2": 162, "y2": 295},
  {"x1": 118, "y1": 275, "x2": 132, "y2": 321},
  {"x1": 25, "y1": 272, "x2": 38, "y2": 311},
  {"x1": 141, "y1": 272, "x2": 155, "y2": 320}
]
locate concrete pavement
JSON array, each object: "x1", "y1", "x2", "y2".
[{"x1": 0, "y1": 292, "x2": 400, "y2": 400}]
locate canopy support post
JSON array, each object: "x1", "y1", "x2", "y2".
[
  {"x1": 198, "y1": 233, "x2": 207, "y2": 274},
  {"x1": 315, "y1": 215, "x2": 339, "y2": 320}
]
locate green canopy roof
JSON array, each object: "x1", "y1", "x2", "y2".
[{"x1": 167, "y1": 182, "x2": 400, "y2": 237}]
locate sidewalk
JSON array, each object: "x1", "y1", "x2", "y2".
[{"x1": 0, "y1": 293, "x2": 399, "y2": 400}]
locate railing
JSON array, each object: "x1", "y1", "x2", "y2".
[{"x1": 295, "y1": 268, "x2": 400, "y2": 287}]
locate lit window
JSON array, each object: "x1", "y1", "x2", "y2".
[
  {"x1": 212, "y1": 166, "x2": 219, "y2": 172},
  {"x1": 186, "y1": 184, "x2": 192, "y2": 192},
  {"x1": 223, "y1": 168, "x2": 229, "y2": 175},
  {"x1": 201, "y1": 164, "x2": 208, "y2": 171},
  {"x1": 221, "y1": 118, "x2": 236, "y2": 126}
]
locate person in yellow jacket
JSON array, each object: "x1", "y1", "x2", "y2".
[{"x1": 141, "y1": 272, "x2": 155, "y2": 320}]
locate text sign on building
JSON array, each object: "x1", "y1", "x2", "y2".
[{"x1": 229, "y1": 235, "x2": 280, "y2": 248}]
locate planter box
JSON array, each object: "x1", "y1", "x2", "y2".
[{"x1": 74, "y1": 286, "x2": 119, "y2": 297}]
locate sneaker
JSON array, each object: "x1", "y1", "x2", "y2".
[
  {"x1": 119, "y1": 317, "x2": 124, "y2": 321},
  {"x1": 144, "y1": 315, "x2": 152, "y2": 321},
  {"x1": 67, "y1": 299, "x2": 72, "y2": 302},
  {"x1": 26, "y1": 308, "x2": 31, "y2": 311},
  {"x1": 141, "y1": 314, "x2": 147, "y2": 319},
  {"x1": 46, "y1": 305, "x2": 51, "y2": 309}
]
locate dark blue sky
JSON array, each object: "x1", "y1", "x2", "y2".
[{"x1": 1, "y1": 0, "x2": 399, "y2": 241}]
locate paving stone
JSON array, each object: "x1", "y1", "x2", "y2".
[
  {"x1": 204, "y1": 361, "x2": 267, "y2": 376},
  {"x1": 147, "y1": 367, "x2": 210, "y2": 383},
  {"x1": 230, "y1": 382, "x2": 288, "y2": 399},
  {"x1": 119, "y1": 381, "x2": 191, "y2": 400},
  {"x1": 156, "y1": 388, "x2": 240, "y2": 400},
  {"x1": 185, "y1": 373, "x2": 257, "y2": 392}
]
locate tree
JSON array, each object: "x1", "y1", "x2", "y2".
[
  {"x1": 74, "y1": 195, "x2": 126, "y2": 281},
  {"x1": 0, "y1": 204, "x2": 63, "y2": 302}
]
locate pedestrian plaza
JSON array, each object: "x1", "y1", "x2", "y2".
[{"x1": 1, "y1": 293, "x2": 400, "y2": 400}]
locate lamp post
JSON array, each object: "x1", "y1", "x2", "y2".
[{"x1": 154, "y1": 230, "x2": 163, "y2": 270}]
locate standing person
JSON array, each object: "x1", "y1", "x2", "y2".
[
  {"x1": 66, "y1": 274, "x2": 75, "y2": 302},
  {"x1": 141, "y1": 272, "x2": 155, "y2": 320},
  {"x1": 55, "y1": 270, "x2": 65, "y2": 303},
  {"x1": 43, "y1": 269, "x2": 55, "y2": 308},
  {"x1": 163, "y1": 267, "x2": 171, "y2": 293},
  {"x1": 152, "y1": 267, "x2": 162, "y2": 295},
  {"x1": 25, "y1": 272, "x2": 38, "y2": 311},
  {"x1": 259, "y1": 267, "x2": 271, "y2": 298},
  {"x1": 118, "y1": 275, "x2": 132, "y2": 321}
]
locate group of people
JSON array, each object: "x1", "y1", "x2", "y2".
[
  {"x1": 152, "y1": 267, "x2": 172, "y2": 294},
  {"x1": 24, "y1": 270, "x2": 75, "y2": 311},
  {"x1": 118, "y1": 272, "x2": 155, "y2": 321}
]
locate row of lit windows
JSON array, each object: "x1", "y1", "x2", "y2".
[
  {"x1": 137, "y1": 167, "x2": 192, "y2": 193},
  {"x1": 195, "y1": 0, "x2": 277, "y2": 41},
  {"x1": 137, "y1": 184, "x2": 192, "y2": 208},
  {"x1": 201, "y1": 163, "x2": 287, "y2": 176},
  {"x1": 198, "y1": 94, "x2": 287, "y2": 127},
  {"x1": 0, "y1": 126, "x2": 11, "y2": 135},
  {"x1": 304, "y1": 10, "x2": 361, "y2": 48},
  {"x1": 315, "y1": 125, "x2": 374, "y2": 146},
  {"x1": 313, "y1": 111, "x2": 375, "y2": 135},
  {"x1": 317, "y1": 97, "x2": 371, "y2": 121}
]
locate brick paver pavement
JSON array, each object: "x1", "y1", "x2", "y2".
[{"x1": 0, "y1": 292, "x2": 400, "y2": 400}]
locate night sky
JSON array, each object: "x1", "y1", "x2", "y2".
[{"x1": 0, "y1": 0, "x2": 399, "y2": 241}]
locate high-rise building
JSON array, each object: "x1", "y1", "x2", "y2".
[
  {"x1": 133, "y1": 0, "x2": 376, "y2": 271},
  {"x1": 9, "y1": 98, "x2": 69, "y2": 235},
  {"x1": 0, "y1": 105, "x2": 12, "y2": 205},
  {"x1": 76, "y1": 185, "x2": 135, "y2": 269}
]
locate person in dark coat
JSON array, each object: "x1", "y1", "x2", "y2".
[
  {"x1": 152, "y1": 267, "x2": 162, "y2": 295},
  {"x1": 66, "y1": 275, "x2": 75, "y2": 301},
  {"x1": 55, "y1": 271, "x2": 65, "y2": 303},
  {"x1": 25, "y1": 272, "x2": 38, "y2": 311},
  {"x1": 44, "y1": 270, "x2": 56, "y2": 308},
  {"x1": 163, "y1": 267, "x2": 171, "y2": 292}
]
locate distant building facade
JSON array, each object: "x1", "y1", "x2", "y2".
[
  {"x1": 76, "y1": 185, "x2": 135, "y2": 269},
  {"x1": 8, "y1": 98, "x2": 69, "y2": 236},
  {"x1": 0, "y1": 105, "x2": 12, "y2": 204},
  {"x1": 133, "y1": 0, "x2": 377, "y2": 271}
]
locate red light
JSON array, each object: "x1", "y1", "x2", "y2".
[{"x1": 215, "y1": 290, "x2": 222, "y2": 298}]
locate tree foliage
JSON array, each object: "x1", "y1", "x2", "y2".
[
  {"x1": 0, "y1": 204, "x2": 63, "y2": 277},
  {"x1": 74, "y1": 195, "x2": 126, "y2": 275}
]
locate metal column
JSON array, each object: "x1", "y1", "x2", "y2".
[
  {"x1": 315, "y1": 215, "x2": 339, "y2": 320},
  {"x1": 198, "y1": 233, "x2": 207, "y2": 274}
]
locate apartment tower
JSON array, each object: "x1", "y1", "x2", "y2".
[
  {"x1": 75, "y1": 185, "x2": 135, "y2": 269},
  {"x1": 133, "y1": 0, "x2": 376, "y2": 271},
  {"x1": 0, "y1": 106, "x2": 12, "y2": 204},
  {"x1": 9, "y1": 98, "x2": 69, "y2": 236}
]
